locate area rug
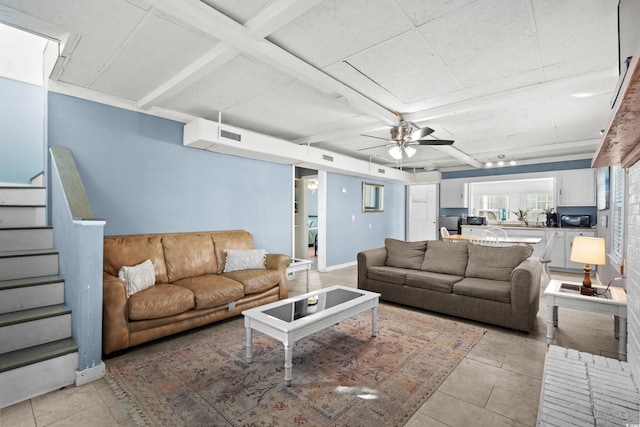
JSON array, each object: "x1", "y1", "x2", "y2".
[{"x1": 106, "y1": 303, "x2": 485, "y2": 426}]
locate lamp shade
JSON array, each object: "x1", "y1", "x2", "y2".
[
  {"x1": 570, "y1": 236, "x2": 606, "y2": 265},
  {"x1": 389, "y1": 145, "x2": 403, "y2": 160},
  {"x1": 404, "y1": 145, "x2": 416, "y2": 158}
]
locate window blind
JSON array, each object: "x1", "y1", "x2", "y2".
[{"x1": 611, "y1": 166, "x2": 624, "y2": 259}]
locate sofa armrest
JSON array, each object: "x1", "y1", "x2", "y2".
[
  {"x1": 102, "y1": 272, "x2": 130, "y2": 355},
  {"x1": 266, "y1": 253, "x2": 291, "y2": 300},
  {"x1": 357, "y1": 247, "x2": 387, "y2": 289},
  {"x1": 511, "y1": 258, "x2": 542, "y2": 304}
]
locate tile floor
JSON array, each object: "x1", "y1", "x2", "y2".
[{"x1": 0, "y1": 267, "x2": 621, "y2": 426}]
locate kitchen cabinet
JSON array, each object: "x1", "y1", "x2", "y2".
[
  {"x1": 461, "y1": 226, "x2": 483, "y2": 237},
  {"x1": 556, "y1": 169, "x2": 596, "y2": 206},
  {"x1": 461, "y1": 226, "x2": 597, "y2": 270},
  {"x1": 544, "y1": 230, "x2": 565, "y2": 269},
  {"x1": 440, "y1": 179, "x2": 468, "y2": 208},
  {"x1": 506, "y1": 229, "x2": 546, "y2": 257},
  {"x1": 564, "y1": 230, "x2": 597, "y2": 270}
]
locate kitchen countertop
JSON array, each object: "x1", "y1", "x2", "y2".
[{"x1": 461, "y1": 224, "x2": 596, "y2": 231}]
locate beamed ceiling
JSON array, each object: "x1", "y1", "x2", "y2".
[{"x1": 0, "y1": 0, "x2": 621, "y2": 171}]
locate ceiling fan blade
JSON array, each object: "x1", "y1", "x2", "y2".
[
  {"x1": 416, "y1": 139, "x2": 454, "y2": 146},
  {"x1": 408, "y1": 126, "x2": 434, "y2": 141},
  {"x1": 360, "y1": 134, "x2": 392, "y2": 142}
]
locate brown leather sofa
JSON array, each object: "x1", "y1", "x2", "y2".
[{"x1": 102, "y1": 230, "x2": 290, "y2": 355}]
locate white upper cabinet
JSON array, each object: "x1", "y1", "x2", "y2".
[
  {"x1": 440, "y1": 179, "x2": 468, "y2": 208},
  {"x1": 556, "y1": 169, "x2": 596, "y2": 206}
]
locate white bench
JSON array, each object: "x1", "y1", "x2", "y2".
[{"x1": 537, "y1": 345, "x2": 639, "y2": 426}]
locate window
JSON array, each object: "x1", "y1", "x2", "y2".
[
  {"x1": 469, "y1": 178, "x2": 553, "y2": 223},
  {"x1": 611, "y1": 166, "x2": 624, "y2": 261}
]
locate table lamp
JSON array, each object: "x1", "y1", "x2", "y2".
[{"x1": 569, "y1": 236, "x2": 606, "y2": 296}]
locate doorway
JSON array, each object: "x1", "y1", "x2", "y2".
[
  {"x1": 294, "y1": 167, "x2": 319, "y2": 269},
  {"x1": 406, "y1": 184, "x2": 438, "y2": 241}
]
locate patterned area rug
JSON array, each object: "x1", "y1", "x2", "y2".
[{"x1": 106, "y1": 303, "x2": 485, "y2": 426}]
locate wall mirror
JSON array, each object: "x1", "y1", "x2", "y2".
[{"x1": 362, "y1": 182, "x2": 384, "y2": 212}]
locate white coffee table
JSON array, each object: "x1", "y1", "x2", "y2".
[
  {"x1": 242, "y1": 285, "x2": 380, "y2": 386},
  {"x1": 545, "y1": 279, "x2": 627, "y2": 360}
]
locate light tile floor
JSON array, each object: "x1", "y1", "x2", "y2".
[{"x1": 0, "y1": 268, "x2": 621, "y2": 426}]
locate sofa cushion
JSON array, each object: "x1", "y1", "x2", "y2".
[
  {"x1": 224, "y1": 249, "x2": 266, "y2": 272},
  {"x1": 223, "y1": 270, "x2": 280, "y2": 295},
  {"x1": 421, "y1": 241, "x2": 468, "y2": 276},
  {"x1": 384, "y1": 238, "x2": 427, "y2": 270},
  {"x1": 128, "y1": 283, "x2": 195, "y2": 320},
  {"x1": 465, "y1": 243, "x2": 533, "y2": 281},
  {"x1": 104, "y1": 234, "x2": 168, "y2": 283},
  {"x1": 211, "y1": 231, "x2": 256, "y2": 274},
  {"x1": 453, "y1": 277, "x2": 511, "y2": 303},
  {"x1": 173, "y1": 275, "x2": 244, "y2": 309},
  {"x1": 162, "y1": 234, "x2": 217, "y2": 282},
  {"x1": 118, "y1": 259, "x2": 156, "y2": 296},
  {"x1": 367, "y1": 266, "x2": 408, "y2": 285},
  {"x1": 405, "y1": 270, "x2": 463, "y2": 293}
]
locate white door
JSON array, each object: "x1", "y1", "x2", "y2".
[{"x1": 406, "y1": 184, "x2": 437, "y2": 241}]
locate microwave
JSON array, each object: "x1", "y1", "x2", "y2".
[
  {"x1": 560, "y1": 215, "x2": 591, "y2": 228},
  {"x1": 464, "y1": 216, "x2": 487, "y2": 226}
]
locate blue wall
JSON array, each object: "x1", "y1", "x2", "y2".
[
  {"x1": 326, "y1": 173, "x2": 405, "y2": 266},
  {"x1": 47, "y1": 93, "x2": 292, "y2": 255},
  {"x1": 0, "y1": 77, "x2": 43, "y2": 183}
]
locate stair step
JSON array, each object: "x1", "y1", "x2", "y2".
[
  {"x1": 0, "y1": 226, "x2": 53, "y2": 251},
  {"x1": 0, "y1": 304, "x2": 71, "y2": 328},
  {"x1": 0, "y1": 343, "x2": 77, "y2": 408},
  {"x1": 0, "y1": 337, "x2": 77, "y2": 373},
  {"x1": 0, "y1": 275, "x2": 65, "y2": 315},
  {"x1": 0, "y1": 186, "x2": 46, "y2": 205},
  {"x1": 0, "y1": 249, "x2": 58, "y2": 281},
  {"x1": 0, "y1": 205, "x2": 46, "y2": 227},
  {"x1": 0, "y1": 305, "x2": 71, "y2": 354},
  {"x1": 0, "y1": 274, "x2": 63, "y2": 290}
]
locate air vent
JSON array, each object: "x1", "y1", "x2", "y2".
[
  {"x1": 322, "y1": 154, "x2": 334, "y2": 162},
  {"x1": 220, "y1": 129, "x2": 241, "y2": 141},
  {"x1": 378, "y1": 168, "x2": 385, "y2": 174}
]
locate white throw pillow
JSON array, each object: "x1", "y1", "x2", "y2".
[
  {"x1": 224, "y1": 249, "x2": 267, "y2": 272},
  {"x1": 118, "y1": 259, "x2": 156, "y2": 297}
]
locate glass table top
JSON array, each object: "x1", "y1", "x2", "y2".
[{"x1": 263, "y1": 288, "x2": 364, "y2": 322}]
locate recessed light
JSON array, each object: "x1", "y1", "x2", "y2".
[
  {"x1": 485, "y1": 162, "x2": 493, "y2": 167},
  {"x1": 572, "y1": 92, "x2": 594, "y2": 98}
]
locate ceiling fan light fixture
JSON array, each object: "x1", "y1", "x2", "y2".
[
  {"x1": 389, "y1": 145, "x2": 403, "y2": 160},
  {"x1": 404, "y1": 145, "x2": 416, "y2": 158}
]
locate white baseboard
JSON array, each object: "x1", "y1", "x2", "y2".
[
  {"x1": 75, "y1": 361, "x2": 105, "y2": 386},
  {"x1": 323, "y1": 260, "x2": 356, "y2": 272}
]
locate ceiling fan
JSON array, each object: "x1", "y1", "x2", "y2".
[{"x1": 360, "y1": 113, "x2": 454, "y2": 160}]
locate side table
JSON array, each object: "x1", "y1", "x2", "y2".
[
  {"x1": 545, "y1": 279, "x2": 627, "y2": 361},
  {"x1": 286, "y1": 258, "x2": 313, "y2": 293}
]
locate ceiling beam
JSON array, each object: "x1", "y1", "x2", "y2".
[
  {"x1": 402, "y1": 69, "x2": 617, "y2": 126},
  {"x1": 138, "y1": 0, "x2": 321, "y2": 109},
  {"x1": 149, "y1": 0, "x2": 398, "y2": 125}
]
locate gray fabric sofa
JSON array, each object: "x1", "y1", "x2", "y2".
[{"x1": 357, "y1": 238, "x2": 542, "y2": 332}]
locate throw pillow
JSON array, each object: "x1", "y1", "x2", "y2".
[
  {"x1": 421, "y1": 240, "x2": 468, "y2": 276},
  {"x1": 385, "y1": 238, "x2": 427, "y2": 270},
  {"x1": 118, "y1": 259, "x2": 156, "y2": 297},
  {"x1": 224, "y1": 249, "x2": 267, "y2": 272},
  {"x1": 465, "y1": 244, "x2": 533, "y2": 281}
]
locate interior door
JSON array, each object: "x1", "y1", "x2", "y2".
[{"x1": 407, "y1": 184, "x2": 437, "y2": 241}]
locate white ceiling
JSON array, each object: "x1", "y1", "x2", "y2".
[{"x1": 0, "y1": 0, "x2": 621, "y2": 171}]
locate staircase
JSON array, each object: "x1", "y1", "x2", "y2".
[{"x1": 0, "y1": 184, "x2": 78, "y2": 408}]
